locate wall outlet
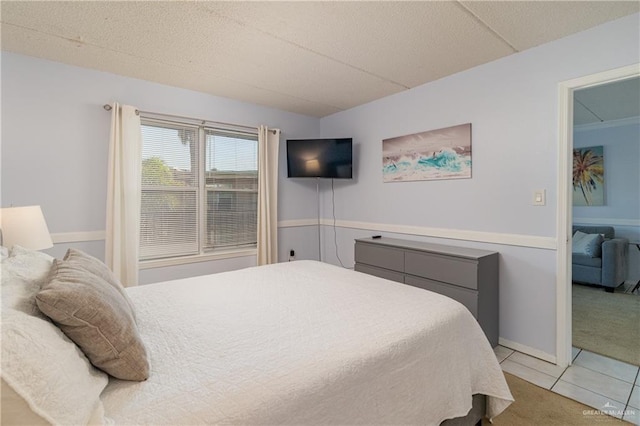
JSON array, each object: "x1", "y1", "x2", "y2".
[{"x1": 289, "y1": 250, "x2": 295, "y2": 261}]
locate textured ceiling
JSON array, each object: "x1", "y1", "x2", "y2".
[{"x1": 1, "y1": 1, "x2": 639, "y2": 118}]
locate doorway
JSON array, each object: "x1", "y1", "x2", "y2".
[{"x1": 556, "y1": 64, "x2": 640, "y2": 368}]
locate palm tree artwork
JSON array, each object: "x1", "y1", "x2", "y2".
[{"x1": 573, "y1": 146, "x2": 604, "y2": 206}]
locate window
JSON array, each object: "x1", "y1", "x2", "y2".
[{"x1": 140, "y1": 118, "x2": 258, "y2": 261}]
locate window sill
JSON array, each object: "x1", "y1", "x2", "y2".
[{"x1": 139, "y1": 248, "x2": 256, "y2": 270}]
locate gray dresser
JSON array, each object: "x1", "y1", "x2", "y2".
[{"x1": 354, "y1": 237, "x2": 499, "y2": 347}]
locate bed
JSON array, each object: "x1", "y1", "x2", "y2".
[{"x1": 1, "y1": 247, "x2": 513, "y2": 425}]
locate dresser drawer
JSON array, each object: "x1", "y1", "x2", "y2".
[
  {"x1": 355, "y1": 263, "x2": 405, "y2": 283},
  {"x1": 405, "y1": 251, "x2": 478, "y2": 290},
  {"x1": 405, "y1": 275, "x2": 478, "y2": 317},
  {"x1": 354, "y1": 243, "x2": 404, "y2": 272}
]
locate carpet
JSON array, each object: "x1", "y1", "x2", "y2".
[
  {"x1": 484, "y1": 373, "x2": 631, "y2": 425},
  {"x1": 572, "y1": 284, "x2": 640, "y2": 366}
]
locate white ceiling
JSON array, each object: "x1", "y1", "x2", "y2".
[
  {"x1": 574, "y1": 77, "x2": 640, "y2": 126},
  {"x1": 1, "y1": 1, "x2": 639, "y2": 118}
]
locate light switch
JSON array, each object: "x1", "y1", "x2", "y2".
[{"x1": 533, "y1": 189, "x2": 546, "y2": 206}]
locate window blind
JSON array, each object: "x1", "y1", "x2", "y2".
[
  {"x1": 140, "y1": 119, "x2": 258, "y2": 261},
  {"x1": 140, "y1": 121, "x2": 199, "y2": 260},
  {"x1": 204, "y1": 130, "x2": 258, "y2": 250}
]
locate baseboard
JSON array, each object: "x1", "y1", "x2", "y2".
[
  {"x1": 279, "y1": 218, "x2": 556, "y2": 250},
  {"x1": 53, "y1": 220, "x2": 559, "y2": 251},
  {"x1": 573, "y1": 218, "x2": 640, "y2": 227},
  {"x1": 499, "y1": 338, "x2": 557, "y2": 364},
  {"x1": 278, "y1": 219, "x2": 318, "y2": 228}
]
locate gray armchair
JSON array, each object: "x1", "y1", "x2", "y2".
[{"x1": 572, "y1": 225, "x2": 628, "y2": 292}]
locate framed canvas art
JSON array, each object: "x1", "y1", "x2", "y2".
[
  {"x1": 573, "y1": 145, "x2": 604, "y2": 206},
  {"x1": 382, "y1": 123, "x2": 471, "y2": 182}
]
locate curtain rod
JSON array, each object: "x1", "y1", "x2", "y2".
[{"x1": 103, "y1": 104, "x2": 277, "y2": 134}]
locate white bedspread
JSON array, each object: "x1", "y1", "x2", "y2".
[{"x1": 101, "y1": 261, "x2": 512, "y2": 425}]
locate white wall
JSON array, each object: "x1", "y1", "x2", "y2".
[
  {"x1": 573, "y1": 121, "x2": 640, "y2": 282},
  {"x1": 0, "y1": 52, "x2": 321, "y2": 283},
  {"x1": 318, "y1": 14, "x2": 640, "y2": 359}
]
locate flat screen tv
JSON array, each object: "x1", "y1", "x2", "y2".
[{"x1": 286, "y1": 138, "x2": 353, "y2": 179}]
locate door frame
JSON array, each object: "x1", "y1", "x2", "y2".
[{"x1": 556, "y1": 64, "x2": 640, "y2": 367}]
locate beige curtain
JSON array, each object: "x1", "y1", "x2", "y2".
[
  {"x1": 257, "y1": 126, "x2": 280, "y2": 265},
  {"x1": 105, "y1": 103, "x2": 142, "y2": 286}
]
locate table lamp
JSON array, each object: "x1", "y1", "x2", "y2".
[{"x1": 0, "y1": 205, "x2": 54, "y2": 250}]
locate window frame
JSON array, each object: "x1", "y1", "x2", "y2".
[{"x1": 139, "y1": 116, "x2": 258, "y2": 268}]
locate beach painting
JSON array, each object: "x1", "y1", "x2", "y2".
[{"x1": 383, "y1": 123, "x2": 472, "y2": 182}]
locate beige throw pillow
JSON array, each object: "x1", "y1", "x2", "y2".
[
  {"x1": 36, "y1": 259, "x2": 149, "y2": 381},
  {"x1": 63, "y1": 248, "x2": 137, "y2": 321}
]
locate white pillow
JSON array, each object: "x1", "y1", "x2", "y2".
[
  {"x1": 0, "y1": 246, "x2": 8, "y2": 261},
  {"x1": 1, "y1": 309, "x2": 109, "y2": 425},
  {"x1": 1, "y1": 246, "x2": 109, "y2": 425},
  {"x1": 1, "y1": 245, "x2": 54, "y2": 316}
]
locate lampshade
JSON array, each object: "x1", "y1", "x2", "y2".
[{"x1": 0, "y1": 205, "x2": 54, "y2": 250}]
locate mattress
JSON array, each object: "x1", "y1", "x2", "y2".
[{"x1": 101, "y1": 260, "x2": 513, "y2": 425}]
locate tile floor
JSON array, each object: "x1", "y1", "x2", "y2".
[{"x1": 494, "y1": 345, "x2": 639, "y2": 424}]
